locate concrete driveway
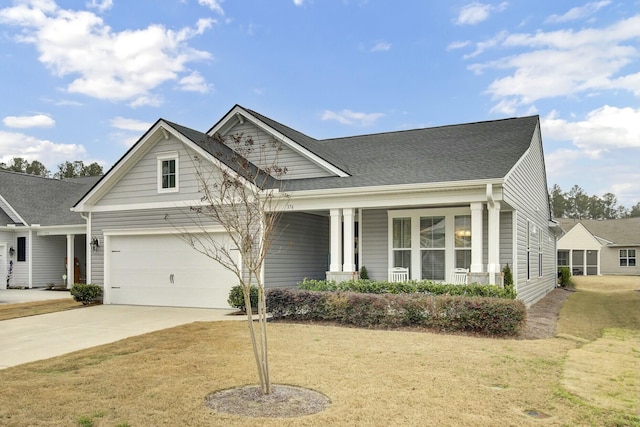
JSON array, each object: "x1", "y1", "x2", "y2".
[{"x1": 0, "y1": 293, "x2": 240, "y2": 369}]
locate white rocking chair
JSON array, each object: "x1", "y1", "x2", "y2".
[
  {"x1": 451, "y1": 268, "x2": 468, "y2": 285},
  {"x1": 389, "y1": 267, "x2": 409, "y2": 282}
]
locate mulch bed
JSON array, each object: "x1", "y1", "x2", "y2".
[{"x1": 517, "y1": 287, "x2": 574, "y2": 340}]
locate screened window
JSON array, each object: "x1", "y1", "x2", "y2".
[
  {"x1": 392, "y1": 218, "x2": 411, "y2": 273},
  {"x1": 557, "y1": 250, "x2": 569, "y2": 267},
  {"x1": 420, "y1": 216, "x2": 445, "y2": 280},
  {"x1": 17, "y1": 236, "x2": 26, "y2": 262},
  {"x1": 620, "y1": 249, "x2": 636, "y2": 267},
  {"x1": 454, "y1": 215, "x2": 471, "y2": 269}
]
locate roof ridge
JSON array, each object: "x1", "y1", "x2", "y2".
[{"x1": 320, "y1": 115, "x2": 540, "y2": 142}]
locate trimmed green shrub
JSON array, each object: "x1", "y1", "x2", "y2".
[
  {"x1": 267, "y1": 288, "x2": 526, "y2": 336},
  {"x1": 557, "y1": 267, "x2": 575, "y2": 288},
  {"x1": 70, "y1": 283, "x2": 103, "y2": 305},
  {"x1": 359, "y1": 266, "x2": 369, "y2": 280},
  {"x1": 502, "y1": 264, "x2": 516, "y2": 299},
  {"x1": 227, "y1": 285, "x2": 259, "y2": 312},
  {"x1": 297, "y1": 278, "x2": 515, "y2": 299}
]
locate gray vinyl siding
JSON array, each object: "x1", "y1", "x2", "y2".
[
  {"x1": 500, "y1": 211, "x2": 513, "y2": 268},
  {"x1": 502, "y1": 123, "x2": 556, "y2": 305},
  {"x1": 97, "y1": 137, "x2": 218, "y2": 206},
  {"x1": 361, "y1": 209, "x2": 388, "y2": 281},
  {"x1": 31, "y1": 235, "x2": 66, "y2": 287},
  {"x1": 91, "y1": 207, "x2": 220, "y2": 286},
  {"x1": 265, "y1": 212, "x2": 329, "y2": 288},
  {"x1": 225, "y1": 121, "x2": 333, "y2": 180},
  {"x1": 601, "y1": 246, "x2": 640, "y2": 275}
]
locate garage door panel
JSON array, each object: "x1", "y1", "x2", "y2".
[{"x1": 108, "y1": 233, "x2": 237, "y2": 309}]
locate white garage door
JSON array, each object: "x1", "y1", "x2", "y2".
[{"x1": 108, "y1": 233, "x2": 238, "y2": 309}]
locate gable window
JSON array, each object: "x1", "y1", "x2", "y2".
[
  {"x1": 157, "y1": 152, "x2": 179, "y2": 193},
  {"x1": 17, "y1": 236, "x2": 26, "y2": 262},
  {"x1": 454, "y1": 215, "x2": 471, "y2": 270},
  {"x1": 620, "y1": 249, "x2": 636, "y2": 267}
]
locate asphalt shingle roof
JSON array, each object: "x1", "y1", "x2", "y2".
[
  {"x1": 166, "y1": 110, "x2": 539, "y2": 192},
  {"x1": 556, "y1": 217, "x2": 640, "y2": 246},
  {"x1": 0, "y1": 171, "x2": 100, "y2": 226}
]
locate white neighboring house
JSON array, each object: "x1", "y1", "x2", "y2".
[
  {"x1": 73, "y1": 104, "x2": 560, "y2": 309},
  {"x1": 0, "y1": 171, "x2": 100, "y2": 290},
  {"x1": 556, "y1": 217, "x2": 640, "y2": 276}
]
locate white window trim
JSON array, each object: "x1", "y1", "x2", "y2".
[
  {"x1": 619, "y1": 248, "x2": 636, "y2": 267},
  {"x1": 388, "y1": 207, "x2": 469, "y2": 282},
  {"x1": 157, "y1": 151, "x2": 179, "y2": 193}
]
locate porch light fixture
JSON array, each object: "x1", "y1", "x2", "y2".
[
  {"x1": 9, "y1": 246, "x2": 15, "y2": 256},
  {"x1": 90, "y1": 237, "x2": 100, "y2": 253}
]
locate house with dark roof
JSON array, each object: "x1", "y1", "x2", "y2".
[
  {"x1": 0, "y1": 171, "x2": 100, "y2": 289},
  {"x1": 556, "y1": 217, "x2": 640, "y2": 276},
  {"x1": 73, "y1": 105, "x2": 559, "y2": 308}
]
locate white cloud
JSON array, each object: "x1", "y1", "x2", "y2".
[
  {"x1": 197, "y1": 0, "x2": 224, "y2": 15},
  {"x1": 86, "y1": 0, "x2": 112, "y2": 13},
  {"x1": 321, "y1": 109, "x2": 385, "y2": 126},
  {"x1": 447, "y1": 40, "x2": 470, "y2": 51},
  {"x1": 0, "y1": 130, "x2": 89, "y2": 170},
  {"x1": 0, "y1": 1, "x2": 214, "y2": 106},
  {"x1": 546, "y1": 1, "x2": 610, "y2": 24},
  {"x1": 542, "y1": 106, "x2": 640, "y2": 158},
  {"x1": 293, "y1": 0, "x2": 305, "y2": 5},
  {"x1": 370, "y1": 41, "x2": 391, "y2": 52},
  {"x1": 3, "y1": 114, "x2": 55, "y2": 128},
  {"x1": 178, "y1": 71, "x2": 211, "y2": 93},
  {"x1": 466, "y1": 15, "x2": 640, "y2": 110},
  {"x1": 455, "y1": 2, "x2": 507, "y2": 26},
  {"x1": 110, "y1": 117, "x2": 152, "y2": 132}
]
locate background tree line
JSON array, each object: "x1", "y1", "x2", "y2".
[
  {"x1": 0, "y1": 157, "x2": 103, "y2": 179},
  {"x1": 550, "y1": 184, "x2": 640, "y2": 219}
]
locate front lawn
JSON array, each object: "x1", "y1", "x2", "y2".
[{"x1": 0, "y1": 276, "x2": 637, "y2": 426}]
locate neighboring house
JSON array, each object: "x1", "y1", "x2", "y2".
[
  {"x1": 73, "y1": 105, "x2": 559, "y2": 309},
  {"x1": 0, "y1": 171, "x2": 100, "y2": 289},
  {"x1": 556, "y1": 217, "x2": 640, "y2": 276}
]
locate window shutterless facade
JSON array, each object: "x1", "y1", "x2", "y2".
[
  {"x1": 157, "y1": 152, "x2": 179, "y2": 193},
  {"x1": 619, "y1": 249, "x2": 636, "y2": 267},
  {"x1": 389, "y1": 208, "x2": 471, "y2": 282}
]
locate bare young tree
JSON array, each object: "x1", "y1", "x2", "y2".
[{"x1": 169, "y1": 132, "x2": 289, "y2": 395}]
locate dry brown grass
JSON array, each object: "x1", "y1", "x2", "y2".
[
  {"x1": 0, "y1": 299, "x2": 83, "y2": 321},
  {"x1": 0, "y1": 276, "x2": 638, "y2": 426},
  {"x1": 556, "y1": 275, "x2": 640, "y2": 419}
]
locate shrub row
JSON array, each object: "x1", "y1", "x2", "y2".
[
  {"x1": 267, "y1": 288, "x2": 526, "y2": 336},
  {"x1": 298, "y1": 278, "x2": 515, "y2": 299}
]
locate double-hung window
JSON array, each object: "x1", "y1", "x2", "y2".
[
  {"x1": 157, "y1": 152, "x2": 179, "y2": 193},
  {"x1": 620, "y1": 249, "x2": 636, "y2": 267},
  {"x1": 392, "y1": 218, "x2": 411, "y2": 275},
  {"x1": 454, "y1": 215, "x2": 471, "y2": 270},
  {"x1": 420, "y1": 216, "x2": 445, "y2": 281}
]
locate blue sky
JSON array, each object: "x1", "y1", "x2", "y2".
[{"x1": 1, "y1": 0, "x2": 638, "y2": 207}]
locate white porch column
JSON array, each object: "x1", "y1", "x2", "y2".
[
  {"x1": 329, "y1": 209, "x2": 342, "y2": 272},
  {"x1": 342, "y1": 208, "x2": 355, "y2": 272},
  {"x1": 470, "y1": 202, "x2": 484, "y2": 273},
  {"x1": 66, "y1": 234, "x2": 75, "y2": 289},
  {"x1": 487, "y1": 202, "x2": 501, "y2": 284}
]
